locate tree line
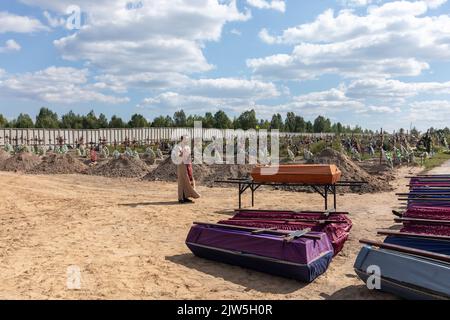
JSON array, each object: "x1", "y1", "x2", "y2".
[{"x1": 0, "y1": 107, "x2": 371, "y2": 134}]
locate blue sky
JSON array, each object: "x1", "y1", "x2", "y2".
[{"x1": 0, "y1": 0, "x2": 450, "y2": 131}]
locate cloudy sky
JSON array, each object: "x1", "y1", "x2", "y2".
[{"x1": 0, "y1": 0, "x2": 450, "y2": 130}]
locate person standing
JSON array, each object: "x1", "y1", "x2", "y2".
[{"x1": 175, "y1": 136, "x2": 200, "y2": 204}]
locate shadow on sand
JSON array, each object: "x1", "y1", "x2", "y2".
[
  {"x1": 119, "y1": 201, "x2": 181, "y2": 207},
  {"x1": 320, "y1": 284, "x2": 398, "y2": 300},
  {"x1": 166, "y1": 253, "x2": 307, "y2": 294},
  {"x1": 213, "y1": 209, "x2": 236, "y2": 216}
]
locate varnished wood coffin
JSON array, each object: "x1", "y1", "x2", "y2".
[{"x1": 251, "y1": 164, "x2": 342, "y2": 185}]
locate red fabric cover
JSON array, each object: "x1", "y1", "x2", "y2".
[
  {"x1": 186, "y1": 164, "x2": 193, "y2": 182},
  {"x1": 401, "y1": 223, "x2": 450, "y2": 236},
  {"x1": 404, "y1": 206, "x2": 450, "y2": 221},
  {"x1": 218, "y1": 210, "x2": 352, "y2": 256}
]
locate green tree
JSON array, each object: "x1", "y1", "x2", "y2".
[
  {"x1": 98, "y1": 113, "x2": 109, "y2": 128},
  {"x1": 173, "y1": 110, "x2": 187, "y2": 127},
  {"x1": 270, "y1": 113, "x2": 284, "y2": 130},
  {"x1": 258, "y1": 119, "x2": 270, "y2": 130},
  {"x1": 235, "y1": 109, "x2": 258, "y2": 130},
  {"x1": 284, "y1": 112, "x2": 306, "y2": 132},
  {"x1": 0, "y1": 114, "x2": 8, "y2": 128},
  {"x1": 128, "y1": 114, "x2": 149, "y2": 128},
  {"x1": 35, "y1": 107, "x2": 59, "y2": 128},
  {"x1": 284, "y1": 112, "x2": 297, "y2": 132},
  {"x1": 203, "y1": 112, "x2": 215, "y2": 128},
  {"x1": 305, "y1": 121, "x2": 313, "y2": 133},
  {"x1": 60, "y1": 111, "x2": 83, "y2": 129},
  {"x1": 82, "y1": 110, "x2": 100, "y2": 129},
  {"x1": 213, "y1": 110, "x2": 232, "y2": 129},
  {"x1": 152, "y1": 115, "x2": 173, "y2": 127},
  {"x1": 14, "y1": 113, "x2": 34, "y2": 128},
  {"x1": 186, "y1": 115, "x2": 204, "y2": 127},
  {"x1": 109, "y1": 115, "x2": 126, "y2": 128},
  {"x1": 313, "y1": 116, "x2": 331, "y2": 133}
]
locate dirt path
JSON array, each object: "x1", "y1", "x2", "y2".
[
  {"x1": 428, "y1": 160, "x2": 450, "y2": 174},
  {"x1": 0, "y1": 166, "x2": 421, "y2": 300}
]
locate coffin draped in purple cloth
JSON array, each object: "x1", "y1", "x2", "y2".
[
  {"x1": 186, "y1": 224, "x2": 334, "y2": 282},
  {"x1": 217, "y1": 210, "x2": 352, "y2": 256}
]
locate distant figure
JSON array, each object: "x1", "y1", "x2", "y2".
[{"x1": 175, "y1": 136, "x2": 200, "y2": 204}]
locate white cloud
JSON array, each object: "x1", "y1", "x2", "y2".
[
  {"x1": 138, "y1": 77, "x2": 281, "y2": 111},
  {"x1": 423, "y1": 0, "x2": 448, "y2": 9},
  {"x1": 0, "y1": 11, "x2": 48, "y2": 33},
  {"x1": 340, "y1": 0, "x2": 376, "y2": 7},
  {"x1": 252, "y1": 1, "x2": 450, "y2": 80},
  {"x1": 364, "y1": 105, "x2": 401, "y2": 113},
  {"x1": 346, "y1": 78, "x2": 450, "y2": 102},
  {"x1": 23, "y1": 0, "x2": 250, "y2": 79},
  {"x1": 230, "y1": 28, "x2": 242, "y2": 36},
  {"x1": 188, "y1": 78, "x2": 280, "y2": 99},
  {"x1": 246, "y1": 0, "x2": 286, "y2": 12},
  {"x1": 0, "y1": 40, "x2": 21, "y2": 53},
  {"x1": 409, "y1": 100, "x2": 450, "y2": 123},
  {"x1": 0, "y1": 67, "x2": 128, "y2": 104}
]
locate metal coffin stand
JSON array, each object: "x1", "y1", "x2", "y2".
[{"x1": 215, "y1": 179, "x2": 366, "y2": 210}]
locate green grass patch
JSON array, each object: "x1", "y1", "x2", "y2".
[{"x1": 422, "y1": 151, "x2": 450, "y2": 171}]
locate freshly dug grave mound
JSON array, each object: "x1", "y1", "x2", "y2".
[
  {"x1": 90, "y1": 156, "x2": 149, "y2": 178},
  {"x1": 313, "y1": 148, "x2": 393, "y2": 193},
  {"x1": 141, "y1": 153, "x2": 156, "y2": 166},
  {"x1": 0, "y1": 149, "x2": 11, "y2": 163},
  {"x1": 1, "y1": 152, "x2": 41, "y2": 172},
  {"x1": 28, "y1": 153, "x2": 88, "y2": 175},
  {"x1": 358, "y1": 160, "x2": 396, "y2": 181},
  {"x1": 144, "y1": 157, "x2": 253, "y2": 187}
]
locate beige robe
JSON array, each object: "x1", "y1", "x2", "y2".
[{"x1": 177, "y1": 164, "x2": 200, "y2": 200}]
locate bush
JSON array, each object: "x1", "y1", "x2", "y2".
[{"x1": 310, "y1": 140, "x2": 328, "y2": 155}]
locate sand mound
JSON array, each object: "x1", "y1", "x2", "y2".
[
  {"x1": 144, "y1": 157, "x2": 253, "y2": 187},
  {"x1": 314, "y1": 148, "x2": 393, "y2": 193},
  {"x1": 90, "y1": 156, "x2": 149, "y2": 178},
  {"x1": 1, "y1": 152, "x2": 41, "y2": 172},
  {"x1": 28, "y1": 153, "x2": 88, "y2": 175}
]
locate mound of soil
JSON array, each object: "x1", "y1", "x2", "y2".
[
  {"x1": 28, "y1": 153, "x2": 88, "y2": 175},
  {"x1": 1, "y1": 152, "x2": 41, "y2": 172},
  {"x1": 144, "y1": 157, "x2": 253, "y2": 187},
  {"x1": 313, "y1": 148, "x2": 393, "y2": 193},
  {"x1": 0, "y1": 149, "x2": 11, "y2": 163},
  {"x1": 90, "y1": 156, "x2": 149, "y2": 178},
  {"x1": 141, "y1": 153, "x2": 156, "y2": 166}
]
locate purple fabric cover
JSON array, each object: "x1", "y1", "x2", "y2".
[
  {"x1": 218, "y1": 210, "x2": 352, "y2": 256},
  {"x1": 186, "y1": 224, "x2": 333, "y2": 265}
]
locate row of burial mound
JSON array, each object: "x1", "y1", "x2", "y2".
[
  {"x1": 89, "y1": 155, "x2": 150, "y2": 178},
  {"x1": 0, "y1": 152, "x2": 41, "y2": 172},
  {"x1": 28, "y1": 153, "x2": 88, "y2": 175},
  {"x1": 312, "y1": 148, "x2": 393, "y2": 193},
  {"x1": 0, "y1": 149, "x2": 11, "y2": 162},
  {"x1": 143, "y1": 157, "x2": 253, "y2": 187}
]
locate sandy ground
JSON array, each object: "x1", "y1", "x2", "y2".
[{"x1": 1, "y1": 164, "x2": 445, "y2": 300}]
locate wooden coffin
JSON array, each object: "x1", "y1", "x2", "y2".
[{"x1": 251, "y1": 164, "x2": 342, "y2": 185}]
